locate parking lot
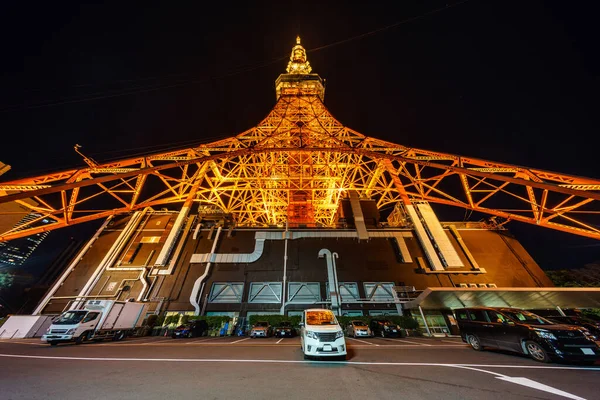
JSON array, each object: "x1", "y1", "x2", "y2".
[{"x1": 1, "y1": 335, "x2": 599, "y2": 400}]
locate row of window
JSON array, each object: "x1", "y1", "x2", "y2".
[
  {"x1": 456, "y1": 283, "x2": 497, "y2": 288},
  {"x1": 208, "y1": 281, "x2": 398, "y2": 304}
]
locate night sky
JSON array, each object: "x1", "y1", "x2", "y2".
[{"x1": 0, "y1": 1, "x2": 598, "y2": 271}]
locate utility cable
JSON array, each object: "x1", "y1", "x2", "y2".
[{"x1": 0, "y1": 0, "x2": 472, "y2": 113}]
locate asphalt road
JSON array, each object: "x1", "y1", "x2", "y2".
[{"x1": 0, "y1": 336, "x2": 598, "y2": 400}]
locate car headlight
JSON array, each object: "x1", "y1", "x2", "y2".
[
  {"x1": 335, "y1": 330, "x2": 344, "y2": 339},
  {"x1": 579, "y1": 329, "x2": 597, "y2": 341},
  {"x1": 66, "y1": 328, "x2": 76, "y2": 335},
  {"x1": 534, "y1": 329, "x2": 557, "y2": 340},
  {"x1": 306, "y1": 330, "x2": 318, "y2": 339}
]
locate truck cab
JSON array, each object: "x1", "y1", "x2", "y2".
[{"x1": 42, "y1": 310, "x2": 102, "y2": 345}]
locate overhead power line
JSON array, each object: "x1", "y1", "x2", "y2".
[{"x1": 0, "y1": 0, "x2": 471, "y2": 113}]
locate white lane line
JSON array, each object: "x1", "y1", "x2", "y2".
[
  {"x1": 276, "y1": 338, "x2": 283, "y2": 344},
  {"x1": 453, "y1": 365, "x2": 586, "y2": 400},
  {"x1": 140, "y1": 338, "x2": 172, "y2": 345},
  {"x1": 347, "y1": 337, "x2": 379, "y2": 346},
  {"x1": 183, "y1": 337, "x2": 220, "y2": 344},
  {"x1": 1, "y1": 353, "x2": 586, "y2": 400},
  {"x1": 1, "y1": 353, "x2": 597, "y2": 371},
  {"x1": 375, "y1": 338, "x2": 431, "y2": 346},
  {"x1": 230, "y1": 338, "x2": 250, "y2": 344}
]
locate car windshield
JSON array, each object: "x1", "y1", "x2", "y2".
[
  {"x1": 504, "y1": 310, "x2": 554, "y2": 325},
  {"x1": 352, "y1": 321, "x2": 365, "y2": 326},
  {"x1": 278, "y1": 321, "x2": 291, "y2": 327},
  {"x1": 53, "y1": 311, "x2": 87, "y2": 325},
  {"x1": 255, "y1": 322, "x2": 269, "y2": 327},
  {"x1": 306, "y1": 310, "x2": 337, "y2": 325}
]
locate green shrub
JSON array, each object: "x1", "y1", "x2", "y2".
[
  {"x1": 180, "y1": 314, "x2": 191, "y2": 325},
  {"x1": 189, "y1": 315, "x2": 231, "y2": 329}
]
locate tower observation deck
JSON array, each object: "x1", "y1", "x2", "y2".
[{"x1": 0, "y1": 37, "x2": 600, "y2": 241}]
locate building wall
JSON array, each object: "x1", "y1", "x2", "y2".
[{"x1": 37, "y1": 212, "x2": 555, "y2": 316}]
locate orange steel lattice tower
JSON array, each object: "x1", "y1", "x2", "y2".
[{"x1": 1, "y1": 36, "x2": 600, "y2": 242}]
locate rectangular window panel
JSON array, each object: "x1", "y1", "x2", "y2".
[
  {"x1": 325, "y1": 282, "x2": 360, "y2": 302},
  {"x1": 363, "y1": 282, "x2": 395, "y2": 302},
  {"x1": 208, "y1": 282, "x2": 244, "y2": 303},
  {"x1": 287, "y1": 282, "x2": 321, "y2": 303},
  {"x1": 248, "y1": 282, "x2": 282, "y2": 303}
]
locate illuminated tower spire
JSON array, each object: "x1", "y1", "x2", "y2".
[
  {"x1": 286, "y1": 36, "x2": 312, "y2": 74},
  {"x1": 275, "y1": 36, "x2": 325, "y2": 101}
]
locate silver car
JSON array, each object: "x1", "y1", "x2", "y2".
[{"x1": 346, "y1": 320, "x2": 372, "y2": 338}]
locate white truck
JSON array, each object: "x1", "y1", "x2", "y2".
[{"x1": 41, "y1": 300, "x2": 146, "y2": 346}]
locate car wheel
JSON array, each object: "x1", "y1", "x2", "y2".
[
  {"x1": 525, "y1": 341, "x2": 551, "y2": 363},
  {"x1": 467, "y1": 334, "x2": 483, "y2": 351},
  {"x1": 75, "y1": 331, "x2": 89, "y2": 345},
  {"x1": 187, "y1": 332, "x2": 193, "y2": 338}
]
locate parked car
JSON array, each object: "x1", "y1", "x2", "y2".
[
  {"x1": 250, "y1": 321, "x2": 272, "y2": 338},
  {"x1": 273, "y1": 321, "x2": 296, "y2": 338},
  {"x1": 455, "y1": 307, "x2": 600, "y2": 364},
  {"x1": 300, "y1": 308, "x2": 346, "y2": 360},
  {"x1": 545, "y1": 315, "x2": 600, "y2": 339},
  {"x1": 369, "y1": 319, "x2": 402, "y2": 338},
  {"x1": 172, "y1": 319, "x2": 208, "y2": 339},
  {"x1": 346, "y1": 320, "x2": 372, "y2": 338}
]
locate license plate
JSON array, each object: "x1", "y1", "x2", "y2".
[
  {"x1": 323, "y1": 345, "x2": 332, "y2": 351},
  {"x1": 392, "y1": 330, "x2": 397, "y2": 332},
  {"x1": 581, "y1": 348, "x2": 595, "y2": 355}
]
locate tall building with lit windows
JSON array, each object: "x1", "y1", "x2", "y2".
[{"x1": 0, "y1": 212, "x2": 51, "y2": 268}]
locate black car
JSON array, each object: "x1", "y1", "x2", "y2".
[
  {"x1": 545, "y1": 315, "x2": 600, "y2": 338},
  {"x1": 273, "y1": 321, "x2": 296, "y2": 338},
  {"x1": 455, "y1": 307, "x2": 600, "y2": 364},
  {"x1": 369, "y1": 319, "x2": 402, "y2": 338},
  {"x1": 172, "y1": 319, "x2": 208, "y2": 339}
]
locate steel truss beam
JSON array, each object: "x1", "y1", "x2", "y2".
[{"x1": 1, "y1": 95, "x2": 599, "y2": 242}]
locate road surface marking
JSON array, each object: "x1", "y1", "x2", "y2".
[
  {"x1": 183, "y1": 337, "x2": 220, "y2": 344},
  {"x1": 140, "y1": 338, "x2": 172, "y2": 345},
  {"x1": 276, "y1": 338, "x2": 284, "y2": 344},
  {"x1": 230, "y1": 338, "x2": 250, "y2": 344},
  {"x1": 375, "y1": 337, "x2": 431, "y2": 346},
  {"x1": 347, "y1": 337, "x2": 379, "y2": 346},
  {"x1": 454, "y1": 365, "x2": 587, "y2": 400}
]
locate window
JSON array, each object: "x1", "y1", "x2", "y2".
[
  {"x1": 82, "y1": 312, "x2": 99, "y2": 323},
  {"x1": 486, "y1": 310, "x2": 514, "y2": 325},
  {"x1": 363, "y1": 282, "x2": 395, "y2": 302},
  {"x1": 208, "y1": 282, "x2": 244, "y2": 303},
  {"x1": 325, "y1": 282, "x2": 360, "y2": 301},
  {"x1": 456, "y1": 310, "x2": 469, "y2": 321},
  {"x1": 468, "y1": 309, "x2": 488, "y2": 322},
  {"x1": 287, "y1": 282, "x2": 321, "y2": 303},
  {"x1": 248, "y1": 282, "x2": 282, "y2": 303}
]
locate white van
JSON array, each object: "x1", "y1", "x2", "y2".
[{"x1": 299, "y1": 308, "x2": 346, "y2": 360}]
